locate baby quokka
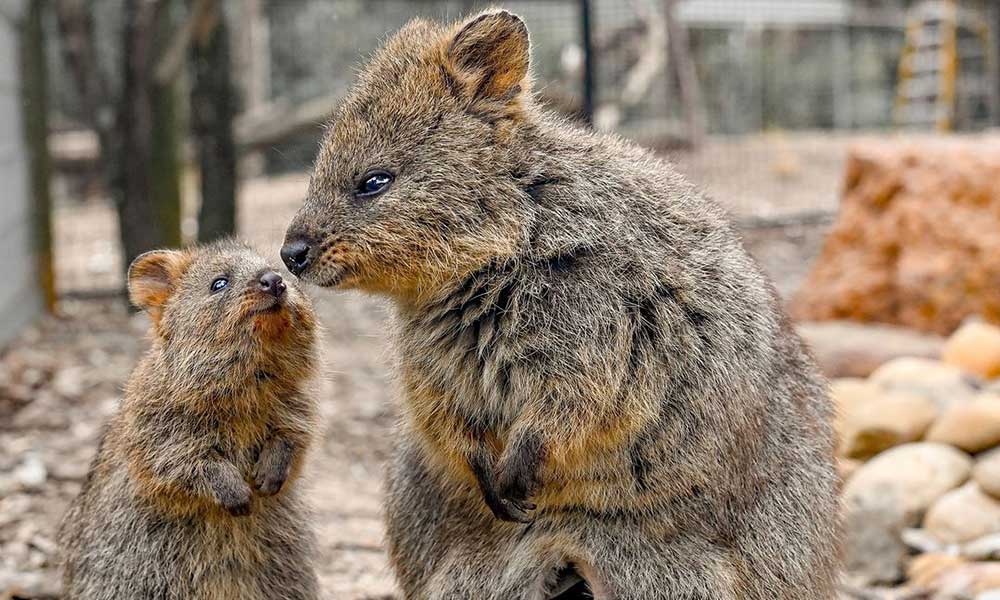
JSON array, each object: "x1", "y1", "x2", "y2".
[{"x1": 58, "y1": 240, "x2": 320, "y2": 600}]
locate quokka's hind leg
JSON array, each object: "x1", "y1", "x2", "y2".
[
  {"x1": 384, "y1": 434, "x2": 512, "y2": 599},
  {"x1": 384, "y1": 436, "x2": 732, "y2": 600},
  {"x1": 385, "y1": 434, "x2": 562, "y2": 600},
  {"x1": 384, "y1": 435, "x2": 463, "y2": 598},
  {"x1": 564, "y1": 527, "x2": 747, "y2": 600}
]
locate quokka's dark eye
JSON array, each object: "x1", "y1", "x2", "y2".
[
  {"x1": 356, "y1": 170, "x2": 394, "y2": 198},
  {"x1": 210, "y1": 277, "x2": 229, "y2": 292}
]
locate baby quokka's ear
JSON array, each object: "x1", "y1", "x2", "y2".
[
  {"x1": 127, "y1": 250, "x2": 191, "y2": 324},
  {"x1": 444, "y1": 10, "x2": 530, "y2": 114}
]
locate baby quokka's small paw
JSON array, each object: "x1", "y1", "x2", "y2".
[
  {"x1": 218, "y1": 483, "x2": 253, "y2": 517},
  {"x1": 253, "y1": 461, "x2": 289, "y2": 496},
  {"x1": 253, "y1": 437, "x2": 295, "y2": 496}
]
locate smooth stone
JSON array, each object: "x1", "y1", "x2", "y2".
[
  {"x1": 927, "y1": 395, "x2": 1000, "y2": 453},
  {"x1": 943, "y1": 320, "x2": 1000, "y2": 379},
  {"x1": 926, "y1": 482, "x2": 1000, "y2": 544}
]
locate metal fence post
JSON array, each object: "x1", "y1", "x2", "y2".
[
  {"x1": 994, "y1": 1, "x2": 1000, "y2": 126},
  {"x1": 20, "y1": 0, "x2": 56, "y2": 311},
  {"x1": 579, "y1": 0, "x2": 595, "y2": 126}
]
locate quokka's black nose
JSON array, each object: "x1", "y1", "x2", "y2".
[
  {"x1": 280, "y1": 240, "x2": 311, "y2": 276},
  {"x1": 259, "y1": 271, "x2": 286, "y2": 298}
]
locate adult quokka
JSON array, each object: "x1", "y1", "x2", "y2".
[{"x1": 283, "y1": 10, "x2": 839, "y2": 599}]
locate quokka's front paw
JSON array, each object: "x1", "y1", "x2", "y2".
[
  {"x1": 492, "y1": 464, "x2": 539, "y2": 524},
  {"x1": 253, "y1": 462, "x2": 289, "y2": 496},
  {"x1": 479, "y1": 484, "x2": 534, "y2": 523},
  {"x1": 218, "y1": 483, "x2": 253, "y2": 517},
  {"x1": 253, "y1": 437, "x2": 294, "y2": 496},
  {"x1": 496, "y1": 495, "x2": 536, "y2": 523},
  {"x1": 490, "y1": 434, "x2": 544, "y2": 523}
]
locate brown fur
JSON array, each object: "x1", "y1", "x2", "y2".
[
  {"x1": 58, "y1": 240, "x2": 320, "y2": 600},
  {"x1": 285, "y1": 9, "x2": 839, "y2": 600}
]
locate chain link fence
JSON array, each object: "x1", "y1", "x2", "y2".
[{"x1": 49, "y1": 0, "x2": 999, "y2": 298}]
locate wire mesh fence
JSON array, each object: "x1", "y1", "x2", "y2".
[{"x1": 48, "y1": 0, "x2": 1000, "y2": 298}]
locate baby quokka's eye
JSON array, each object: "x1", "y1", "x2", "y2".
[
  {"x1": 210, "y1": 277, "x2": 229, "y2": 292},
  {"x1": 356, "y1": 170, "x2": 394, "y2": 198}
]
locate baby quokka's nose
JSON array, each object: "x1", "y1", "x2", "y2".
[{"x1": 259, "y1": 271, "x2": 286, "y2": 298}]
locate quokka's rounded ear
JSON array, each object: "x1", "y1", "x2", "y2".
[
  {"x1": 446, "y1": 10, "x2": 530, "y2": 104},
  {"x1": 127, "y1": 249, "x2": 191, "y2": 320}
]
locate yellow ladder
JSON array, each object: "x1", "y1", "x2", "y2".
[{"x1": 895, "y1": 0, "x2": 994, "y2": 131}]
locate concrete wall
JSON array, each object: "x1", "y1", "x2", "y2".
[{"x1": 0, "y1": 0, "x2": 41, "y2": 348}]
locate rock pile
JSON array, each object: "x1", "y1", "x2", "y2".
[
  {"x1": 840, "y1": 319, "x2": 1000, "y2": 598},
  {"x1": 793, "y1": 137, "x2": 1000, "y2": 335}
]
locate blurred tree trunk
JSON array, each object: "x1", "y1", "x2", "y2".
[
  {"x1": 54, "y1": 0, "x2": 116, "y2": 221},
  {"x1": 578, "y1": 0, "x2": 595, "y2": 126},
  {"x1": 234, "y1": 0, "x2": 268, "y2": 178},
  {"x1": 116, "y1": 0, "x2": 182, "y2": 266},
  {"x1": 190, "y1": 0, "x2": 237, "y2": 242},
  {"x1": 150, "y1": 2, "x2": 183, "y2": 250},
  {"x1": 55, "y1": 0, "x2": 182, "y2": 282},
  {"x1": 19, "y1": 0, "x2": 55, "y2": 311}
]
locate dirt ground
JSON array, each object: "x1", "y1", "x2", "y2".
[{"x1": 0, "y1": 132, "x2": 949, "y2": 598}]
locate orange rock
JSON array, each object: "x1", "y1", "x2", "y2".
[
  {"x1": 943, "y1": 321, "x2": 1000, "y2": 379},
  {"x1": 792, "y1": 138, "x2": 1000, "y2": 335}
]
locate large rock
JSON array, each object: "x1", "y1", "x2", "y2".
[
  {"x1": 975, "y1": 447, "x2": 1000, "y2": 499},
  {"x1": 842, "y1": 442, "x2": 972, "y2": 522},
  {"x1": 925, "y1": 482, "x2": 1000, "y2": 544},
  {"x1": 833, "y1": 379, "x2": 937, "y2": 459},
  {"x1": 927, "y1": 395, "x2": 1000, "y2": 453},
  {"x1": 943, "y1": 321, "x2": 1000, "y2": 379},
  {"x1": 796, "y1": 321, "x2": 944, "y2": 378},
  {"x1": 792, "y1": 139, "x2": 1000, "y2": 335},
  {"x1": 868, "y1": 357, "x2": 979, "y2": 410},
  {"x1": 841, "y1": 442, "x2": 971, "y2": 585},
  {"x1": 841, "y1": 492, "x2": 909, "y2": 585}
]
